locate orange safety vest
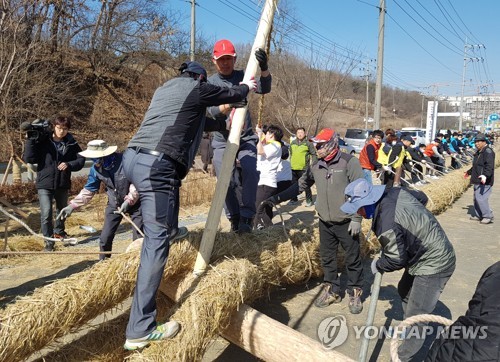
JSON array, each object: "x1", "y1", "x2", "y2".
[
  {"x1": 359, "y1": 139, "x2": 381, "y2": 170},
  {"x1": 424, "y1": 143, "x2": 435, "y2": 157}
]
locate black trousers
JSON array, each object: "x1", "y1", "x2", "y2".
[
  {"x1": 291, "y1": 170, "x2": 312, "y2": 202},
  {"x1": 318, "y1": 219, "x2": 363, "y2": 294},
  {"x1": 100, "y1": 203, "x2": 143, "y2": 260},
  {"x1": 254, "y1": 184, "x2": 277, "y2": 228}
]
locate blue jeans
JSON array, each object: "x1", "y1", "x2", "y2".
[
  {"x1": 122, "y1": 148, "x2": 180, "y2": 339},
  {"x1": 362, "y1": 169, "x2": 373, "y2": 184},
  {"x1": 397, "y1": 266, "x2": 455, "y2": 361},
  {"x1": 38, "y1": 188, "x2": 68, "y2": 238}
]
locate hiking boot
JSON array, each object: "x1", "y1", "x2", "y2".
[
  {"x1": 305, "y1": 200, "x2": 314, "y2": 207},
  {"x1": 238, "y1": 217, "x2": 253, "y2": 234},
  {"x1": 348, "y1": 287, "x2": 363, "y2": 314},
  {"x1": 480, "y1": 218, "x2": 492, "y2": 224},
  {"x1": 469, "y1": 216, "x2": 481, "y2": 221},
  {"x1": 229, "y1": 215, "x2": 240, "y2": 232},
  {"x1": 169, "y1": 227, "x2": 188, "y2": 245},
  {"x1": 124, "y1": 320, "x2": 180, "y2": 351},
  {"x1": 314, "y1": 283, "x2": 341, "y2": 308},
  {"x1": 287, "y1": 200, "x2": 297, "y2": 206}
]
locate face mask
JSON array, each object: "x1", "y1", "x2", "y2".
[
  {"x1": 362, "y1": 203, "x2": 377, "y2": 219},
  {"x1": 391, "y1": 141, "x2": 397, "y2": 146},
  {"x1": 102, "y1": 154, "x2": 116, "y2": 170},
  {"x1": 92, "y1": 158, "x2": 103, "y2": 165}
]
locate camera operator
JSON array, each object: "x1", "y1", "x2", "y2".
[{"x1": 23, "y1": 115, "x2": 85, "y2": 251}]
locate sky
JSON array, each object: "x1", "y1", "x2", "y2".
[{"x1": 168, "y1": 0, "x2": 499, "y2": 98}]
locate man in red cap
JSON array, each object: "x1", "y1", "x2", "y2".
[
  {"x1": 207, "y1": 39, "x2": 272, "y2": 233},
  {"x1": 261, "y1": 128, "x2": 365, "y2": 314}
]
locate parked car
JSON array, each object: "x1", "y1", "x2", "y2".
[
  {"x1": 401, "y1": 127, "x2": 426, "y2": 146},
  {"x1": 344, "y1": 128, "x2": 371, "y2": 153},
  {"x1": 339, "y1": 138, "x2": 356, "y2": 155}
]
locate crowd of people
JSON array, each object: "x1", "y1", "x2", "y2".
[{"x1": 20, "y1": 37, "x2": 497, "y2": 360}]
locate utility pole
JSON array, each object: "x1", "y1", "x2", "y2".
[
  {"x1": 373, "y1": 0, "x2": 385, "y2": 130},
  {"x1": 420, "y1": 93, "x2": 425, "y2": 129},
  {"x1": 190, "y1": 0, "x2": 196, "y2": 61},
  {"x1": 459, "y1": 38, "x2": 484, "y2": 131},
  {"x1": 360, "y1": 58, "x2": 374, "y2": 129}
]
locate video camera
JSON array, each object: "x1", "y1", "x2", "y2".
[{"x1": 20, "y1": 119, "x2": 52, "y2": 141}]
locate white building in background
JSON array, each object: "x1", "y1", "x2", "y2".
[{"x1": 439, "y1": 94, "x2": 500, "y2": 125}]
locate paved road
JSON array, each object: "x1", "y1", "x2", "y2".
[{"x1": 203, "y1": 171, "x2": 500, "y2": 361}]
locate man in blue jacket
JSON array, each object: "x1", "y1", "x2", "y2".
[
  {"x1": 207, "y1": 39, "x2": 272, "y2": 233},
  {"x1": 121, "y1": 61, "x2": 256, "y2": 350},
  {"x1": 23, "y1": 115, "x2": 85, "y2": 251}
]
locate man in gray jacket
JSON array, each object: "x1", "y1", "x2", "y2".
[
  {"x1": 341, "y1": 178, "x2": 456, "y2": 361},
  {"x1": 121, "y1": 61, "x2": 256, "y2": 350},
  {"x1": 262, "y1": 128, "x2": 365, "y2": 314}
]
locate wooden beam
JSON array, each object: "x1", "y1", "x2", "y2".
[
  {"x1": 159, "y1": 281, "x2": 353, "y2": 361},
  {"x1": 193, "y1": 0, "x2": 278, "y2": 275}
]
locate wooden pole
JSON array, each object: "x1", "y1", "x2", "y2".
[
  {"x1": 358, "y1": 272, "x2": 383, "y2": 362},
  {"x1": 1, "y1": 156, "x2": 13, "y2": 186},
  {"x1": 193, "y1": 0, "x2": 278, "y2": 275},
  {"x1": 3, "y1": 218, "x2": 10, "y2": 252},
  {"x1": 159, "y1": 281, "x2": 354, "y2": 361}
]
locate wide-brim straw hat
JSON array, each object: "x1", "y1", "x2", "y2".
[{"x1": 79, "y1": 140, "x2": 117, "y2": 158}]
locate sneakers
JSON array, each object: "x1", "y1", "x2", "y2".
[
  {"x1": 238, "y1": 217, "x2": 253, "y2": 234},
  {"x1": 430, "y1": 175, "x2": 439, "y2": 180},
  {"x1": 124, "y1": 321, "x2": 180, "y2": 350},
  {"x1": 480, "y1": 218, "x2": 492, "y2": 224},
  {"x1": 305, "y1": 200, "x2": 314, "y2": 207},
  {"x1": 53, "y1": 231, "x2": 69, "y2": 240},
  {"x1": 348, "y1": 287, "x2": 363, "y2": 314},
  {"x1": 169, "y1": 226, "x2": 188, "y2": 245},
  {"x1": 44, "y1": 241, "x2": 55, "y2": 252},
  {"x1": 469, "y1": 216, "x2": 481, "y2": 221},
  {"x1": 314, "y1": 283, "x2": 341, "y2": 308}
]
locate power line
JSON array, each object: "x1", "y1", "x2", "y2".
[
  {"x1": 414, "y1": 0, "x2": 462, "y2": 42},
  {"x1": 444, "y1": 0, "x2": 482, "y2": 44}
]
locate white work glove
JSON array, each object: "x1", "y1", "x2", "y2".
[
  {"x1": 57, "y1": 205, "x2": 75, "y2": 221},
  {"x1": 240, "y1": 76, "x2": 257, "y2": 92},
  {"x1": 371, "y1": 258, "x2": 380, "y2": 274},
  {"x1": 348, "y1": 220, "x2": 361, "y2": 237},
  {"x1": 479, "y1": 175, "x2": 486, "y2": 184},
  {"x1": 382, "y1": 165, "x2": 392, "y2": 172},
  {"x1": 114, "y1": 200, "x2": 130, "y2": 214}
]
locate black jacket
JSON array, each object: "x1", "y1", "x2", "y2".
[
  {"x1": 466, "y1": 146, "x2": 495, "y2": 186},
  {"x1": 425, "y1": 262, "x2": 500, "y2": 361},
  {"x1": 24, "y1": 133, "x2": 85, "y2": 190}
]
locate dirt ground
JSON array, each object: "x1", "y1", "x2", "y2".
[{"x1": 1, "y1": 169, "x2": 499, "y2": 361}]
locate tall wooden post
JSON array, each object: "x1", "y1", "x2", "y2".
[{"x1": 193, "y1": 0, "x2": 278, "y2": 275}]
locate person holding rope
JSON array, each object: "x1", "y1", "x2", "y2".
[
  {"x1": 121, "y1": 61, "x2": 256, "y2": 350},
  {"x1": 207, "y1": 39, "x2": 272, "y2": 233},
  {"x1": 57, "y1": 140, "x2": 183, "y2": 261},
  {"x1": 23, "y1": 115, "x2": 85, "y2": 251},
  {"x1": 261, "y1": 128, "x2": 365, "y2": 314},
  {"x1": 341, "y1": 178, "x2": 456, "y2": 361}
]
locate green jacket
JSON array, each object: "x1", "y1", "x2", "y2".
[
  {"x1": 298, "y1": 151, "x2": 364, "y2": 223},
  {"x1": 290, "y1": 138, "x2": 317, "y2": 170}
]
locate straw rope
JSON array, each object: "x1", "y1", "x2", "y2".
[{"x1": 389, "y1": 314, "x2": 453, "y2": 362}]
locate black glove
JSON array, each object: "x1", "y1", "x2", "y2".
[
  {"x1": 255, "y1": 48, "x2": 268, "y2": 71},
  {"x1": 229, "y1": 99, "x2": 247, "y2": 108},
  {"x1": 260, "y1": 196, "x2": 278, "y2": 210}
]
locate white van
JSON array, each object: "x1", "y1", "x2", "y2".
[
  {"x1": 401, "y1": 127, "x2": 426, "y2": 146},
  {"x1": 344, "y1": 129, "x2": 371, "y2": 153}
]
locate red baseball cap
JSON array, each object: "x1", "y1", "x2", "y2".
[
  {"x1": 310, "y1": 128, "x2": 336, "y2": 143},
  {"x1": 213, "y1": 39, "x2": 237, "y2": 60}
]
